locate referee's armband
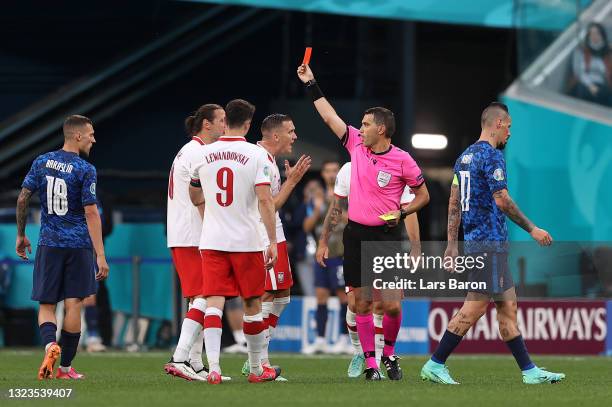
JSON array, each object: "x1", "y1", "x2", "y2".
[{"x1": 190, "y1": 178, "x2": 201, "y2": 188}]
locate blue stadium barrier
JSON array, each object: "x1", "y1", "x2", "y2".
[{"x1": 269, "y1": 297, "x2": 430, "y2": 354}]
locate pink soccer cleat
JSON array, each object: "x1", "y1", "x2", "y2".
[
  {"x1": 247, "y1": 365, "x2": 281, "y2": 383},
  {"x1": 56, "y1": 367, "x2": 85, "y2": 380},
  {"x1": 207, "y1": 371, "x2": 222, "y2": 385},
  {"x1": 164, "y1": 359, "x2": 204, "y2": 381}
]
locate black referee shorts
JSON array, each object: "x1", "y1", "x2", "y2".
[{"x1": 342, "y1": 220, "x2": 403, "y2": 288}]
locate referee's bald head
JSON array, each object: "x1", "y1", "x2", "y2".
[{"x1": 481, "y1": 102, "x2": 509, "y2": 129}]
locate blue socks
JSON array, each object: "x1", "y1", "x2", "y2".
[
  {"x1": 432, "y1": 330, "x2": 463, "y2": 364},
  {"x1": 315, "y1": 304, "x2": 327, "y2": 338},
  {"x1": 39, "y1": 322, "x2": 57, "y2": 348},
  {"x1": 59, "y1": 330, "x2": 81, "y2": 368},
  {"x1": 431, "y1": 331, "x2": 535, "y2": 371},
  {"x1": 505, "y1": 335, "x2": 535, "y2": 371},
  {"x1": 85, "y1": 305, "x2": 99, "y2": 337}
]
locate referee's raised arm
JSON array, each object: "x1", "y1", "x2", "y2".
[{"x1": 297, "y1": 64, "x2": 346, "y2": 139}]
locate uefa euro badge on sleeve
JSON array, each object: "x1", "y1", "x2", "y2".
[
  {"x1": 493, "y1": 168, "x2": 504, "y2": 181},
  {"x1": 461, "y1": 154, "x2": 472, "y2": 164},
  {"x1": 377, "y1": 170, "x2": 391, "y2": 187}
]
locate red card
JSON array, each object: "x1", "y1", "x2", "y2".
[{"x1": 302, "y1": 47, "x2": 312, "y2": 65}]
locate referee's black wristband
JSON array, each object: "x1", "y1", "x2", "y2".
[
  {"x1": 305, "y1": 80, "x2": 324, "y2": 102},
  {"x1": 399, "y1": 208, "x2": 409, "y2": 220}
]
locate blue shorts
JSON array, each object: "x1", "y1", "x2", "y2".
[
  {"x1": 314, "y1": 257, "x2": 345, "y2": 291},
  {"x1": 467, "y1": 252, "x2": 514, "y2": 296},
  {"x1": 32, "y1": 245, "x2": 97, "y2": 304}
]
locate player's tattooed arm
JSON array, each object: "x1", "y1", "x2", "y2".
[
  {"x1": 16, "y1": 187, "x2": 32, "y2": 236},
  {"x1": 319, "y1": 196, "x2": 348, "y2": 245},
  {"x1": 492, "y1": 189, "x2": 534, "y2": 233},
  {"x1": 447, "y1": 184, "x2": 462, "y2": 242},
  {"x1": 403, "y1": 211, "x2": 420, "y2": 244},
  {"x1": 316, "y1": 195, "x2": 347, "y2": 267}
]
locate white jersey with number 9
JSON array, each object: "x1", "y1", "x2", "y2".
[{"x1": 191, "y1": 136, "x2": 272, "y2": 252}]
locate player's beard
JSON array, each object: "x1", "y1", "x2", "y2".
[{"x1": 497, "y1": 141, "x2": 507, "y2": 150}]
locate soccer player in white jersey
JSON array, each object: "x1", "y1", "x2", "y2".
[
  {"x1": 316, "y1": 162, "x2": 421, "y2": 378},
  {"x1": 239, "y1": 114, "x2": 311, "y2": 379},
  {"x1": 190, "y1": 99, "x2": 280, "y2": 384},
  {"x1": 164, "y1": 103, "x2": 227, "y2": 382}
]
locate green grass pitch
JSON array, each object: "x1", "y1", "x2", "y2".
[{"x1": 1, "y1": 351, "x2": 611, "y2": 407}]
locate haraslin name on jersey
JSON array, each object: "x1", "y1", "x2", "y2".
[{"x1": 45, "y1": 160, "x2": 74, "y2": 173}]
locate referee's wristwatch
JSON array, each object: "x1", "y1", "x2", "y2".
[{"x1": 399, "y1": 208, "x2": 409, "y2": 220}]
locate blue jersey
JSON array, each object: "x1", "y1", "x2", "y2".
[
  {"x1": 453, "y1": 141, "x2": 507, "y2": 250},
  {"x1": 22, "y1": 150, "x2": 97, "y2": 249}
]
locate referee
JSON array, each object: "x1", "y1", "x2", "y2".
[{"x1": 297, "y1": 64, "x2": 429, "y2": 380}]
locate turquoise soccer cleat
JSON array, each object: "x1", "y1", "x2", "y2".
[
  {"x1": 522, "y1": 366, "x2": 566, "y2": 384},
  {"x1": 241, "y1": 360, "x2": 249, "y2": 376},
  {"x1": 420, "y1": 359, "x2": 459, "y2": 384},
  {"x1": 347, "y1": 354, "x2": 365, "y2": 378}
]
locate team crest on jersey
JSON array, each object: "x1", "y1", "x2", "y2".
[
  {"x1": 90, "y1": 183, "x2": 96, "y2": 195},
  {"x1": 493, "y1": 168, "x2": 505, "y2": 181},
  {"x1": 377, "y1": 170, "x2": 392, "y2": 187},
  {"x1": 278, "y1": 272, "x2": 285, "y2": 283},
  {"x1": 461, "y1": 154, "x2": 473, "y2": 164}
]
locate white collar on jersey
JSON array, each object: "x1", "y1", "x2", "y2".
[
  {"x1": 256, "y1": 141, "x2": 275, "y2": 162},
  {"x1": 192, "y1": 136, "x2": 205, "y2": 145},
  {"x1": 218, "y1": 136, "x2": 246, "y2": 142}
]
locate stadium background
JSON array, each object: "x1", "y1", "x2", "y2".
[{"x1": 0, "y1": 0, "x2": 611, "y2": 358}]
